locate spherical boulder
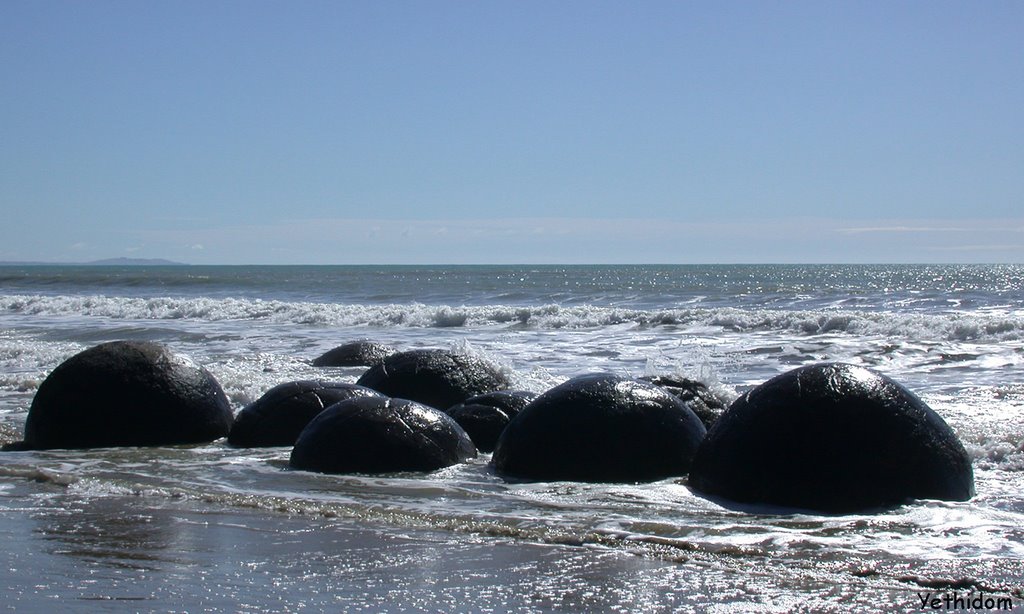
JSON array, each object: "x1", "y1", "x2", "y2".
[
  {"x1": 689, "y1": 363, "x2": 975, "y2": 513},
  {"x1": 20, "y1": 340, "x2": 232, "y2": 450},
  {"x1": 312, "y1": 340, "x2": 397, "y2": 368},
  {"x1": 492, "y1": 373, "x2": 707, "y2": 483},
  {"x1": 356, "y1": 348, "x2": 509, "y2": 411},
  {"x1": 640, "y1": 375, "x2": 729, "y2": 430},
  {"x1": 289, "y1": 396, "x2": 477, "y2": 474},
  {"x1": 445, "y1": 390, "x2": 537, "y2": 453},
  {"x1": 227, "y1": 380, "x2": 384, "y2": 447}
]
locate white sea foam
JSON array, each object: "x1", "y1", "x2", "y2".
[{"x1": 4, "y1": 293, "x2": 1023, "y2": 342}]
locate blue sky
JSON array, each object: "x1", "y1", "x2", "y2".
[{"x1": 2, "y1": 1, "x2": 1021, "y2": 264}]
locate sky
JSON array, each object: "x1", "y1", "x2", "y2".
[{"x1": 1, "y1": 1, "x2": 1022, "y2": 265}]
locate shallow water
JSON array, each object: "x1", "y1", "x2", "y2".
[{"x1": 2, "y1": 264, "x2": 1023, "y2": 611}]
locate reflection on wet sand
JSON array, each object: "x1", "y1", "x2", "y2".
[{"x1": 35, "y1": 495, "x2": 184, "y2": 571}]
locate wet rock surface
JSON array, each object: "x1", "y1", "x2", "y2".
[
  {"x1": 228, "y1": 380, "x2": 384, "y2": 447},
  {"x1": 16, "y1": 340, "x2": 232, "y2": 450},
  {"x1": 492, "y1": 373, "x2": 707, "y2": 483},
  {"x1": 312, "y1": 340, "x2": 397, "y2": 368},
  {"x1": 445, "y1": 390, "x2": 537, "y2": 453},
  {"x1": 640, "y1": 375, "x2": 728, "y2": 429},
  {"x1": 356, "y1": 348, "x2": 509, "y2": 410},
  {"x1": 289, "y1": 396, "x2": 477, "y2": 474},
  {"x1": 689, "y1": 362, "x2": 975, "y2": 513}
]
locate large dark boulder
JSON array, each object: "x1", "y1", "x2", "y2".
[
  {"x1": 227, "y1": 381, "x2": 384, "y2": 447},
  {"x1": 492, "y1": 373, "x2": 707, "y2": 483},
  {"x1": 356, "y1": 348, "x2": 509, "y2": 411},
  {"x1": 312, "y1": 340, "x2": 396, "y2": 368},
  {"x1": 640, "y1": 375, "x2": 729, "y2": 429},
  {"x1": 289, "y1": 396, "x2": 477, "y2": 474},
  {"x1": 445, "y1": 390, "x2": 537, "y2": 453},
  {"x1": 689, "y1": 363, "x2": 975, "y2": 513},
  {"x1": 16, "y1": 340, "x2": 232, "y2": 450}
]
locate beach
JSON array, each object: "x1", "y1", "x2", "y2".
[{"x1": 2, "y1": 264, "x2": 1023, "y2": 611}]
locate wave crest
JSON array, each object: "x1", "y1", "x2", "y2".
[{"x1": 3, "y1": 294, "x2": 1023, "y2": 342}]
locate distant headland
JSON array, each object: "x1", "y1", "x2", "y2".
[{"x1": 0, "y1": 258, "x2": 187, "y2": 266}]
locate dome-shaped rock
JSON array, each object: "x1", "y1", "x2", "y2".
[
  {"x1": 289, "y1": 396, "x2": 477, "y2": 474},
  {"x1": 445, "y1": 390, "x2": 537, "y2": 453},
  {"x1": 19, "y1": 340, "x2": 232, "y2": 450},
  {"x1": 689, "y1": 363, "x2": 975, "y2": 513},
  {"x1": 356, "y1": 348, "x2": 509, "y2": 410},
  {"x1": 228, "y1": 380, "x2": 384, "y2": 447},
  {"x1": 492, "y1": 373, "x2": 707, "y2": 483},
  {"x1": 312, "y1": 340, "x2": 397, "y2": 368},
  {"x1": 640, "y1": 375, "x2": 729, "y2": 430}
]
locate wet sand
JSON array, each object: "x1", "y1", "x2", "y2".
[
  {"x1": 0, "y1": 488, "x2": 691, "y2": 612},
  {"x1": 4, "y1": 481, "x2": 1017, "y2": 613}
]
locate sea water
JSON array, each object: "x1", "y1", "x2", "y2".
[{"x1": 1, "y1": 264, "x2": 1022, "y2": 612}]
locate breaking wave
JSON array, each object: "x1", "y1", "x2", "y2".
[{"x1": 3, "y1": 293, "x2": 1023, "y2": 342}]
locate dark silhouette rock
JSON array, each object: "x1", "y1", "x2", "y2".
[
  {"x1": 227, "y1": 381, "x2": 384, "y2": 447},
  {"x1": 289, "y1": 396, "x2": 477, "y2": 474},
  {"x1": 689, "y1": 363, "x2": 975, "y2": 513},
  {"x1": 640, "y1": 375, "x2": 729, "y2": 429},
  {"x1": 15, "y1": 340, "x2": 232, "y2": 450},
  {"x1": 492, "y1": 373, "x2": 707, "y2": 483},
  {"x1": 356, "y1": 348, "x2": 509, "y2": 411},
  {"x1": 312, "y1": 341, "x2": 397, "y2": 368},
  {"x1": 445, "y1": 390, "x2": 537, "y2": 453}
]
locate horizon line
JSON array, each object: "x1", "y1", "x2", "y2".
[{"x1": 2, "y1": 260, "x2": 1021, "y2": 267}]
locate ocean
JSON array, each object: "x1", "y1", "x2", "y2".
[{"x1": 1, "y1": 263, "x2": 1022, "y2": 612}]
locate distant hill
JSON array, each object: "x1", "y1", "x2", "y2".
[
  {"x1": 0, "y1": 257, "x2": 187, "y2": 266},
  {"x1": 85, "y1": 257, "x2": 186, "y2": 266}
]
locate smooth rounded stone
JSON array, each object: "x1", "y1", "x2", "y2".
[
  {"x1": 289, "y1": 396, "x2": 477, "y2": 474},
  {"x1": 312, "y1": 341, "x2": 397, "y2": 368},
  {"x1": 689, "y1": 363, "x2": 975, "y2": 513},
  {"x1": 227, "y1": 381, "x2": 384, "y2": 447},
  {"x1": 492, "y1": 373, "x2": 707, "y2": 483},
  {"x1": 445, "y1": 390, "x2": 538, "y2": 453},
  {"x1": 640, "y1": 375, "x2": 729, "y2": 430},
  {"x1": 17, "y1": 340, "x2": 232, "y2": 450},
  {"x1": 356, "y1": 348, "x2": 509, "y2": 411}
]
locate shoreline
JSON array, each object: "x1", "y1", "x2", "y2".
[{"x1": 2, "y1": 483, "x2": 1020, "y2": 612}]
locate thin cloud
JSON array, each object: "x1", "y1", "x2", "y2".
[
  {"x1": 929, "y1": 244, "x2": 1024, "y2": 252},
  {"x1": 838, "y1": 226, "x2": 973, "y2": 235}
]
